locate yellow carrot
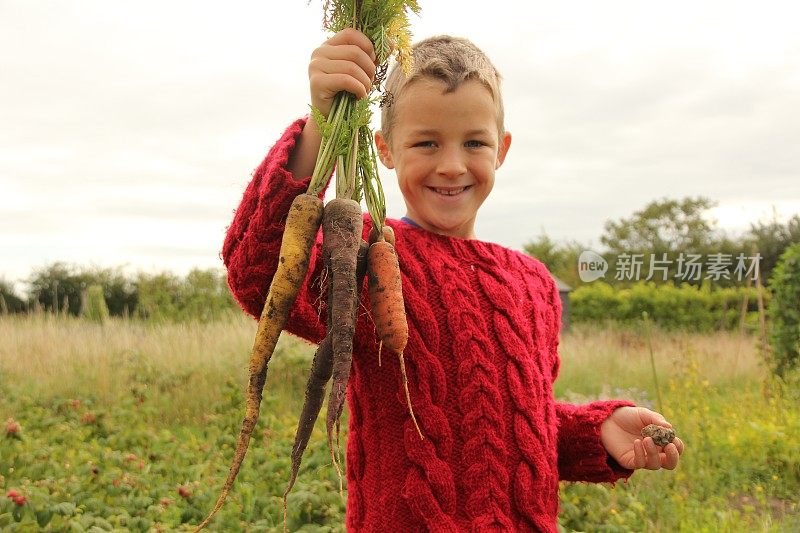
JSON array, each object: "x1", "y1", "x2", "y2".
[{"x1": 195, "y1": 193, "x2": 323, "y2": 532}]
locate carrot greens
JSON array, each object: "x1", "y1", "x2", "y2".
[{"x1": 308, "y1": 0, "x2": 419, "y2": 230}]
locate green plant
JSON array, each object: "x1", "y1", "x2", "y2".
[
  {"x1": 767, "y1": 242, "x2": 800, "y2": 377},
  {"x1": 570, "y1": 281, "x2": 764, "y2": 332},
  {"x1": 2, "y1": 316, "x2": 798, "y2": 531},
  {"x1": 309, "y1": 0, "x2": 419, "y2": 229},
  {"x1": 83, "y1": 284, "x2": 110, "y2": 324}
]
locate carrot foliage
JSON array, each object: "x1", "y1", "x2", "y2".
[{"x1": 308, "y1": 0, "x2": 420, "y2": 225}]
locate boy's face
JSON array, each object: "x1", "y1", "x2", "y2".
[{"x1": 375, "y1": 78, "x2": 512, "y2": 240}]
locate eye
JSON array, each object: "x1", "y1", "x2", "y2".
[
  {"x1": 413, "y1": 141, "x2": 436, "y2": 148},
  {"x1": 465, "y1": 140, "x2": 487, "y2": 148}
]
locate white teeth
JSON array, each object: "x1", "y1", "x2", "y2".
[{"x1": 433, "y1": 187, "x2": 466, "y2": 195}]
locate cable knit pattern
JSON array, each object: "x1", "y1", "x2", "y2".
[{"x1": 222, "y1": 118, "x2": 635, "y2": 532}]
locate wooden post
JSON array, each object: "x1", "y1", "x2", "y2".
[{"x1": 739, "y1": 272, "x2": 752, "y2": 335}]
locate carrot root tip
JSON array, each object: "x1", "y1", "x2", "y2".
[
  {"x1": 329, "y1": 435, "x2": 344, "y2": 498},
  {"x1": 398, "y1": 351, "x2": 424, "y2": 440},
  {"x1": 282, "y1": 496, "x2": 288, "y2": 533}
]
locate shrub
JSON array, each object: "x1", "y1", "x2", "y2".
[
  {"x1": 82, "y1": 285, "x2": 110, "y2": 324},
  {"x1": 768, "y1": 243, "x2": 800, "y2": 377},
  {"x1": 570, "y1": 281, "x2": 763, "y2": 332}
]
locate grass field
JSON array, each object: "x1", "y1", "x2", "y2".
[{"x1": 1, "y1": 314, "x2": 798, "y2": 531}]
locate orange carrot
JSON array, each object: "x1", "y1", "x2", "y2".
[
  {"x1": 368, "y1": 224, "x2": 395, "y2": 247},
  {"x1": 367, "y1": 234, "x2": 423, "y2": 439}
]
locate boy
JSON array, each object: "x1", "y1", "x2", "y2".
[{"x1": 223, "y1": 29, "x2": 683, "y2": 532}]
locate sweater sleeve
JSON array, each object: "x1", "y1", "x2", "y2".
[
  {"x1": 542, "y1": 272, "x2": 636, "y2": 483},
  {"x1": 222, "y1": 117, "x2": 327, "y2": 345},
  {"x1": 554, "y1": 400, "x2": 636, "y2": 483}
]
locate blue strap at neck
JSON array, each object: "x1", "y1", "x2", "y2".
[{"x1": 400, "y1": 216, "x2": 420, "y2": 228}]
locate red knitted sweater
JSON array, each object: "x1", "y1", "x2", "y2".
[{"x1": 222, "y1": 118, "x2": 634, "y2": 532}]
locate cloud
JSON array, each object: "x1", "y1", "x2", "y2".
[{"x1": 2, "y1": 0, "x2": 799, "y2": 284}]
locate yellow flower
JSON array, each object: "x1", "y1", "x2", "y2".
[{"x1": 387, "y1": 16, "x2": 414, "y2": 75}]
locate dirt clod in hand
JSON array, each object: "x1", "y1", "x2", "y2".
[{"x1": 641, "y1": 424, "x2": 676, "y2": 447}]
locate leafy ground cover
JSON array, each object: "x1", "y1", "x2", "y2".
[{"x1": 1, "y1": 315, "x2": 797, "y2": 531}]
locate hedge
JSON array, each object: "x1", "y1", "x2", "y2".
[{"x1": 570, "y1": 281, "x2": 766, "y2": 332}]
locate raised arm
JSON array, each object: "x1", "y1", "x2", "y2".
[
  {"x1": 222, "y1": 118, "x2": 328, "y2": 343},
  {"x1": 222, "y1": 28, "x2": 378, "y2": 344}
]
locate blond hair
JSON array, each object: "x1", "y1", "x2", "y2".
[{"x1": 380, "y1": 35, "x2": 505, "y2": 146}]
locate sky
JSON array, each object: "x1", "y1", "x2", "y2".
[{"x1": 2, "y1": 0, "x2": 799, "y2": 291}]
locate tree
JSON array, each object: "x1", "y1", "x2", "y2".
[
  {"x1": 600, "y1": 197, "x2": 726, "y2": 285},
  {"x1": 523, "y1": 233, "x2": 587, "y2": 288},
  {"x1": 26, "y1": 263, "x2": 139, "y2": 317},
  {"x1": 745, "y1": 213, "x2": 800, "y2": 284},
  {"x1": 135, "y1": 271, "x2": 183, "y2": 321},
  {"x1": 0, "y1": 279, "x2": 26, "y2": 313},
  {"x1": 79, "y1": 266, "x2": 138, "y2": 317},
  {"x1": 134, "y1": 268, "x2": 237, "y2": 322},
  {"x1": 602, "y1": 196, "x2": 717, "y2": 255},
  {"x1": 181, "y1": 268, "x2": 238, "y2": 322},
  {"x1": 27, "y1": 262, "x2": 91, "y2": 315}
]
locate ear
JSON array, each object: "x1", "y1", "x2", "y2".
[
  {"x1": 374, "y1": 130, "x2": 395, "y2": 169},
  {"x1": 495, "y1": 131, "x2": 512, "y2": 169}
]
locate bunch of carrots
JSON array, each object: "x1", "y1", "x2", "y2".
[{"x1": 194, "y1": 1, "x2": 422, "y2": 531}]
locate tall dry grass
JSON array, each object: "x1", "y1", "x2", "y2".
[
  {"x1": 555, "y1": 322, "x2": 764, "y2": 405},
  {"x1": 0, "y1": 313, "x2": 315, "y2": 423},
  {"x1": 1, "y1": 313, "x2": 765, "y2": 421}
]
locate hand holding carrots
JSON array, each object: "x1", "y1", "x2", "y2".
[
  {"x1": 289, "y1": 28, "x2": 379, "y2": 179},
  {"x1": 309, "y1": 28, "x2": 379, "y2": 118}
]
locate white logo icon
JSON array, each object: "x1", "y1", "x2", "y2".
[{"x1": 578, "y1": 250, "x2": 608, "y2": 282}]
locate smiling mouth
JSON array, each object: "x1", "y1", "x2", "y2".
[{"x1": 429, "y1": 186, "x2": 472, "y2": 196}]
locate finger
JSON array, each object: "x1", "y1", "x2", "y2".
[
  {"x1": 315, "y1": 44, "x2": 377, "y2": 82},
  {"x1": 644, "y1": 437, "x2": 662, "y2": 470},
  {"x1": 639, "y1": 407, "x2": 671, "y2": 428},
  {"x1": 326, "y1": 28, "x2": 377, "y2": 64},
  {"x1": 672, "y1": 437, "x2": 685, "y2": 455},
  {"x1": 662, "y1": 443, "x2": 680, "y2": 470},
  {"x1": 309, "y1": 66, "x2": 369, "y2": 98},
  {"x1": 633, "y1": 439, "x2": 646, "y2": 469},
  {"x1": 310, "y1": 76, "x2": 368, "y2": 111},
  {"x1": 313, "y1": 58, "x2": 373, "y2": 96},
  {"x1": 309, "y1": 72, "x2": 368, "y2": 117}
]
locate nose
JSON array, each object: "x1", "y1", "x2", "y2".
[{"x1": 435, "y1": 146, "x2": 467, "y2": 178}]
